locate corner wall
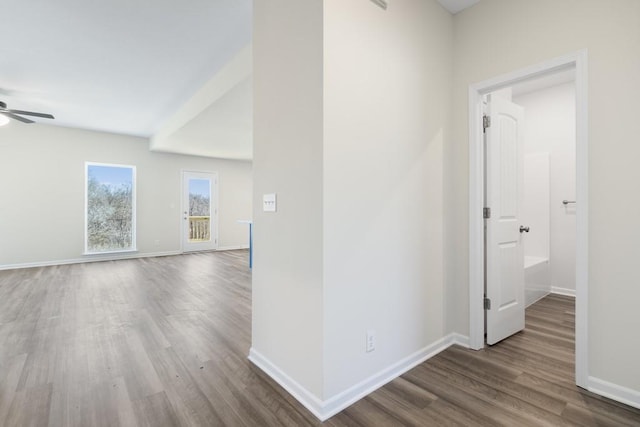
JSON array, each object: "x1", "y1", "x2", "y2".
[
  {"x1": 0, "y1": 123, "x2": 252, "y2": 267},
  {"x1": 251, "y1": 0, "x2": 453, "y2": 417},
  {"x1": 251, "y1": 0, "x2": 325, "y2": 399}
]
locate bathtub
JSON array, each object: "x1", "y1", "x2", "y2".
[{"x1": 525, "y1": 256, "x2": 550, "y2": 307}]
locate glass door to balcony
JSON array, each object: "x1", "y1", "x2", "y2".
[{"x1": 182, "y1": 171, "x2": 218, "y2": 252}]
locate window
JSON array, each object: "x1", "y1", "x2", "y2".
[{"x1": 85, "y1": 163, "x2": 136, "y2": 253}]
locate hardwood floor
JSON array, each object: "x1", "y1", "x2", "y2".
[{"x1": 0, "y1": 251, "x2": 638, "y2": 426}]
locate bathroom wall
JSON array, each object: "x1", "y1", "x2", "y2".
[
  {"x1": 523, "y1": 152, "x2": 551, "y2": 306},
  {"x1": 514, "y1": 82, "x2": 576, "y2": 295},
  {"x1": 523, "y1": 152, "x2": 550, "y2": 261}
]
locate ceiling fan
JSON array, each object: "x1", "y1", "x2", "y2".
[{"x1": 0, "y1": 101, "x2": 54, "y2": 124}]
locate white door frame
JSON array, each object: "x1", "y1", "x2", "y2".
[
  {"x1": 181, "y1": 170, "x2": 219, "y2": 252},
  {"x1": 468, "y1": 50, "x2": 589, "y2": 388}
]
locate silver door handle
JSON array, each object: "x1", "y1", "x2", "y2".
[{"x1": 519, "y1": 226, "x2": 530, "y2": 233}]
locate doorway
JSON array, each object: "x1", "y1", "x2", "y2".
[
  {"x1": 468, "y1": 50, "x2": 588, "y2": 388},
  {"x1": 182, "y1": 171, "x2": 218, "y2": 252},
  {"x1": 484, "y1": 75, "x2": 576, "y2": 346}
]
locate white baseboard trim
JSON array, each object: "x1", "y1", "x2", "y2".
[
  {"x1": 0, "y1": 245, "x2": 250, "y2": 271},
  {"x1": 248, "y1": 348, "x2": 325, "y2": 420},
  {"x1": 216, "y1": 245, "x2": 250, "y2": 251},
  {"x1": 551, "y1": 287, "x2": 576, "y2": 297},
  {"x1": 588, "y1": 376, "x2": 640, "y2": 410},
  {"x1": 248, "y1": 332, "x2": 470, "y2": 421},
  {"x1": 0, "y1": 250, "x2": 182, "y2": 271},
  {"x1": 449, "y1": 332, "x2": 470, "y2": 348}
]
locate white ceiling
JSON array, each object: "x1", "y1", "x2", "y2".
[
  {"x1": 1, "y1": 0, "x2": 479, "y2": 160},
  {"x1": 437, "y1": 0, "x2": 481, "y2": 14},
  {"x1": 0, "y1": 0, "x2": 252, "y2": 138}
]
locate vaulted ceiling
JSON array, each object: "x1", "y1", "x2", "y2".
[
  {"x1": 0, "y1": 0, "x2": 251, "y2": 138},
  {"x1": 1, "y1": 0, "x2": 479, "y2": 160}
]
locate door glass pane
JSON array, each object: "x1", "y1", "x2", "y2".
[{"x1": 188, "y1": 178, "x2": 211, "y2": 242}]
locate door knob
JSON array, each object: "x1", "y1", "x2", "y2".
[{"x1": 519, "y1": 226, "x2": 530, "y2": 233}]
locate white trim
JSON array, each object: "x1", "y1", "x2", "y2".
[
  {"x1": 85, "y1": 162, "x2": 137, "y2": 253},
  {"x1": 248, "y1": 348, "x2": 326, "y2": 420},
  {"x1": 216, "y1": 245, "x2": 250, "y2": 251},
  {"x1": 0, "y1": 250, "x2": 182, "y2": 271},
  {"x1": 574, "y1": 50, "x2": 589, "y2": 389},
  {"x1": 83, "y1": 249, "x2": 138, "y2": 256},
  {"x1": 588, "y1": 377, "x2": 640, "y2": 410},
  {"x1": 551, "y1": 287, "x2": 576, "y2": 298},
  {"x1": 181, "y1": 170, "x2": 219, "y2": 253},
  {"x1": 249, "y1": 333, "x2": 470, "y2": 421},
  {"x1": 468, "y1": 50, "x2": 589, "y2": 388},
  {"x1": 449, "y1": 333, "x2": 470, "y2": 348}
]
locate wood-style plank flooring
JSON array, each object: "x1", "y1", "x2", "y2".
[{"x1": 1, "y1": 251, "x2": 639, "y2": 426}]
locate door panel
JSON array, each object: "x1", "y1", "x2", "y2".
[
  {"x1": 486, "y1": 95, "x2": 525, "y2": 345},
  {"x1": 182, "y1": 171, "x2": 218, "y2": 252}
]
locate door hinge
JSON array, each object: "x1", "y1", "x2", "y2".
[
  {"x1": 483, "y1": 207, "x2": 491, "y2": 219},
  {"x1": 483, "y1": 115, "x2": 491, "y2": 133},
  {"x1": 484, "y1": 297, "x2": 491, "y2": 310}
]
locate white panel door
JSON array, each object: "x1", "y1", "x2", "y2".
[
  {"x1": 182, "y1": 171, "x2": 218, "y2": 252},
  {"x1": 486, "y1": 95, "x2": 526, "y2": 345}
]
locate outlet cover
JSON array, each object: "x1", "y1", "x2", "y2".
[{"x1": 366, "y1": 330, "x2": 376, "y2": 353}]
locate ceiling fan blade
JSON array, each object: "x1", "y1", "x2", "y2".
[
  {"x1": 8, "y1": 109, "x2": 54, "y2": 119},
  {"x1": 3, "y1": 112, "x2": 35, "y2": 124}
]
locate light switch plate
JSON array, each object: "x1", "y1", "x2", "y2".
[{"x1": 263, "y1": 193, "x2": 277, "y2": 212}]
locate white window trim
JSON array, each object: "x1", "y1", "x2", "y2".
[{"x1": 84, "y1": 161, "x2": 137, "y2": 255}]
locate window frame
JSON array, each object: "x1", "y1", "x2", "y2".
[{"x1": 84, "y1": 161, "x2": 137, "y2": 255}]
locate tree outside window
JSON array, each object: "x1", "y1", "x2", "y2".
[{"x1": 85, "y1": 163, "x2": 136, "y2": 253}]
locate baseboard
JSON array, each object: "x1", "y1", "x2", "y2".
[
  {"x1": 0, "y1": 245, "x2": 250, "y2": 271},
  {"x1": 248, "y1": 348, "x2": 326, "y2": 420},
  {"x1": 449, "y1": 332, "x2": 470, "y2": 348},
  {"x1": 588, "y1": 376, "x2": 640, "y2": 410},
  {"x1": 0, "y1": 250, "x2": 183, "y2": 271},
  {"x1": 248, "y1": 332, "x2": 469, "y2": 421},
  {"x1": 216, "y1": 245, "x2": 250, "y2": 251},
  {"x1": 551, "y1": 287, "x2": 576, "y2": 297}
]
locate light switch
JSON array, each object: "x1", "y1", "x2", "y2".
[{"x1": 263, "y1": 193, "x2": 277, "y2": 212}]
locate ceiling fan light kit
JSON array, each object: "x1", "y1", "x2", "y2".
[{"x1": 0, "y1": 101, "x2": 55, "y2": 125}]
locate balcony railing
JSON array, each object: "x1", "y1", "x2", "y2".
[{"x1": 189, "y1": 216, "x2": 211, "y2": 241}]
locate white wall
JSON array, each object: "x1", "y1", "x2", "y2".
[
  {"x1": 0, "y1": 123, "x2": 252, "y2": 267},
  {"x1": 449, "y1": 0, "x2": 640, "y2": 395},
  {"x1": 323, "y1": 0, "x2": 451, "y2": 398},
  {"x1": 515, "y1": 83, "x2": 576, "y2": 295},
  {"x1": 251, "y1": 0, "x2": 325, "y2": 398},
  {"x1": 523, "y1": 152, "x2": 551, "y2": 306},
  {"x1": 251, "y1": 0, "x2": 452, "y2": 415},
  {"x1": 522, "y1": 152, "x2": 550, "y2": 261}
]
